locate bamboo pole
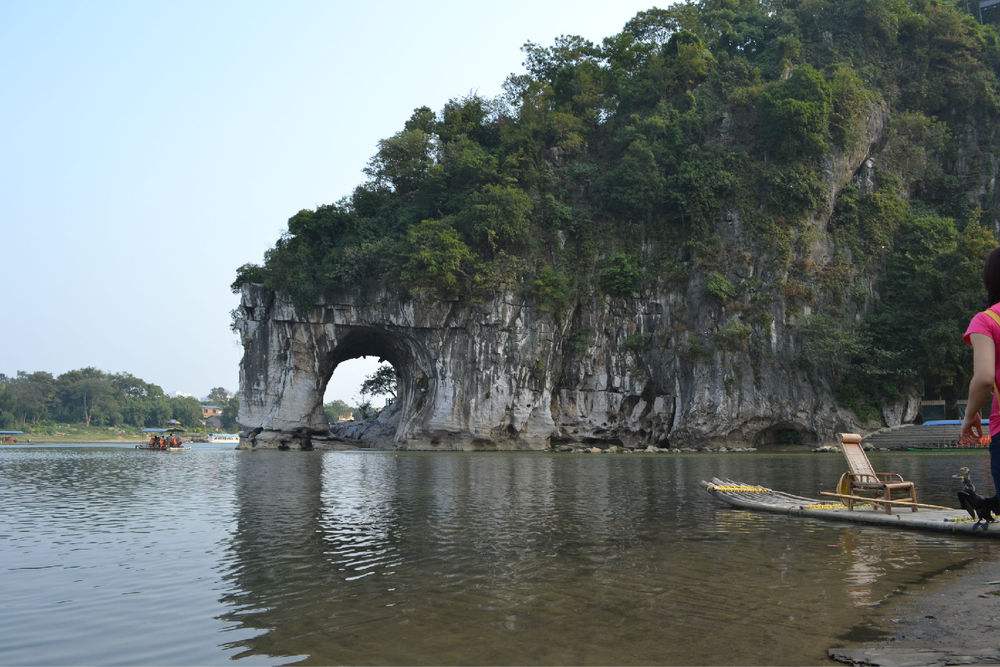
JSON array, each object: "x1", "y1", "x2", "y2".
[{"x1": 818, "y1": 491, "x2": 954, "y2": 511}]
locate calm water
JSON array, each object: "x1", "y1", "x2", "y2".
[{"x1": 1, "y1": 445, "x2": 998, "y2": 665}]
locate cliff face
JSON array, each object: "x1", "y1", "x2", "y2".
[
  {"x1": 235, "y1": 278, "x2": 864, "y2": 451},
  {"x1": 236, "y1": 102, "x2": 917, "y2": 451},
  {"x1": 233, "y1": 1, "x2": 1000, "y2": 450}
]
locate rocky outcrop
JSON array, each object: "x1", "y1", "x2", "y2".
[
  {"x1": 235, "y1": 280, "x2": 862, "y2": 451},
  {"x1": 234, "y1": 104, "x2": 894, "y2": 451}
]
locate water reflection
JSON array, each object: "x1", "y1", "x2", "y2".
[
  {"x1": 1, "y1": 446, "x2": 996, "y2": 664},
  {"x1": 214, "y1": 451, "x2": 999, "y2": 665}
]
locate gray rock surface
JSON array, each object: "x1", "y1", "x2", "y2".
[{"x1": 233, "y1": 280, "x2": 869, "y2": 450}]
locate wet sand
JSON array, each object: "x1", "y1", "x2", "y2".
[{"x1": 831, "y1": 555, "x2": 1000, "y2": 665}]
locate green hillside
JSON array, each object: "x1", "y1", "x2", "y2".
[{"x1": 235, "y1": 0, "x2": 1000, "y2": 420}]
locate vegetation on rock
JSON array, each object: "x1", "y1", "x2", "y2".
[{"x1": 235, "y1": 0, "x2": 1000, "y2": 419}]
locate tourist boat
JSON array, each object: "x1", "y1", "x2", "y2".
[
  {"x1": 703, "y1": 478, "x2": 1000, "y2": 538},
  {"x1": 0, "y1": 430, "x2": 23, "y2": 444},
  {"x1": 207, "y1": 433, "x2": 239, "y2": 443},
  {"x1": 137, "y1": 426, "x2": 186, "y2": 451}
]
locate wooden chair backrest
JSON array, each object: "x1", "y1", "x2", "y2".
[{"x1": 839, "y1": 433, "x2": 877, "y2": 478}]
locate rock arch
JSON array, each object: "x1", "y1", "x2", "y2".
[
  {"x1": 234, "y1": 284, "x2": 563, "y2": 450},
  {"x1": 233, "y1": 283, "x2": 858, "y2": 451}
]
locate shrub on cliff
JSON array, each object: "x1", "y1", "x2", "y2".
[
  {"x1": 758, "y1": 65, "x2": 832, "y2": 161},
  {"x1": 400, "y1": 219, "x2": 476, "y2": 297},
  {"x1": 598, "y1": 253, "x2": 643, "y2": 298},
  {"x1": 531, "y1": 266, "x2": 573, "y2": 313}
]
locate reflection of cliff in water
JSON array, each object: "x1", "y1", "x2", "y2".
[{"x1": 217, "y1": 452, "x2": 991, "y2": 665}]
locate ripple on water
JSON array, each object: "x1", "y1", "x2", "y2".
[{"x1": 0, "y1": 446, "x2": 996, "y2": 665}]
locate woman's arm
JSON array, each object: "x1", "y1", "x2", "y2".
[{"x1": 961, "y1": 333, "x2": 996, "y2": 442}]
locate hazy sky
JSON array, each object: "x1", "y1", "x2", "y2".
[{"x1": 1, "y1": 0, "x2": 662, "y2": 404}]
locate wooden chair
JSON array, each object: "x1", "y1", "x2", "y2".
[{"x1": 834, "y1": 433, "x2": 918, "y2": 514}]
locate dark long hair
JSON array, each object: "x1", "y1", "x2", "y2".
[{"x1": 985, "y1": 247, "x2": 1000, "y2": 307}]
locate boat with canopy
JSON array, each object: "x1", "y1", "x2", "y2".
[{"x1": 137, "y1": 426, "x2": 185, "y2": 451}]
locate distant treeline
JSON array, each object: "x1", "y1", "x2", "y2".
[{"x1": 0, "y1": 368, "x2": 238, "y2": 430}]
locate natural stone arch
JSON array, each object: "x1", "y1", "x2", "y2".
[
  {"x1": 233, "y1": 284, "x2": 567, "y2": 451},
  {"x1": 319, "y1": 327, "x2": 426, "y2": 447},
  {"x1": 234, "y1": 287, "x2": 436, "y2": 450},
  {"x1": 234, "y1": 283, "x2": 854, "y2": 451}
]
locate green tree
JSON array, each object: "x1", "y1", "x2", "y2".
[
  {"x1": 9, "y1": 371, "x2": 55, "y2": 423},
  {"x1": 221, "y1": 394, "x2": 241, "y2": 431},
  {"x1": 353, "y1": 400, "x2": 377, "y2": 420},
  {"x1": 364, "y1": 128, "x2": 435, "y2": 194},
  {"x1": 603, "y1": 139, "x2": 665, "y2": 218},
  {"x1": 169, "y1": 396, "x2": 204, "y2": 428},
  {"x1": 144, "y1": 396, "x2": 172, "y2": 427},
  {"x1": 457, "y1": 185, "x2": 533, "y2": 255},
  {"x1": 54, "y1": 368, "x2": 121, "y2": 426},
  {"x1": 360, "y1": 365, "x2": 397, "y2": 399},
  {"x1": 758, "y1": 65, "x2": 831, "y2": 161},
  {"x1": 323, "y1": 399, "x2": 353, "y2": 422},
  {"x1": 531, "y1": 266, "x2": 572, "y2": 313},
  {"x1": 206, "y1": 387, "x2": 231, "y2": 404},
  {"x1": 400, "y1": 219, "x2": 475, "y2": 296},
  {"x1": 598, "y1": 253, "x2": 642, "y2": 297},
  {"x1": 0, "y1": 378, "x2": 15, "y2": 427}
]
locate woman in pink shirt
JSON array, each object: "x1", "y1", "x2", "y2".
[{"x1": 961, "y1": 248, "x2": 1000, "y2": 492}]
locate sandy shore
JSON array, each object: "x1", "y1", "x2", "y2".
[{"x1": 830, "y1": 555, "x2": 1000, "y2": 665}]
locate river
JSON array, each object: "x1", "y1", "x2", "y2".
[{"x1": 1, "y1": 445, "x2": 997, "y2": 665}]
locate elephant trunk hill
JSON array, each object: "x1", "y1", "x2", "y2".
[{"x1": 233, "y1": 1, "x2": 1000, "y2": 450}]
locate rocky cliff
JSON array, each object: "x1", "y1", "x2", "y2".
[
  {"x1": 234, "y1": 2, "x2": 1000, "y2": 450},
  {"x1": 235, "y1": 102, "x2": 897, "y2": 451}
]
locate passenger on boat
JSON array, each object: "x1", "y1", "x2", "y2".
[{"x1": 961, "y1": 246, "x2": 1000, "y2": 494}]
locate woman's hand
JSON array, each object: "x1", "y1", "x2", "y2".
[
  {"x1": 961, "y1": 415, "x2": 986, "y2": 446},
  {"x1": 963, "y1": 333, "x2": 996, "y2": 446}
]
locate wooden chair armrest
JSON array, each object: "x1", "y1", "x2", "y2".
[{"x1": 875, "y1": 472, "x2": 905, "y2": 483}]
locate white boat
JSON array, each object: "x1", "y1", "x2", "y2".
[{"x1": 207, "y1": 433, "x2": 239, "y2": 443}]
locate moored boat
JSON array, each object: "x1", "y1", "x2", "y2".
[
  {"x1": 702, "y1": 478, "x2": 1000, "y2": 538},
  {"x1": 0, "y1": 430, "x2": 24, "y2": 444}
]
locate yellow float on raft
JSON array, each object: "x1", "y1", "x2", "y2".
[{"x1": 708, "y1": 484, "x2": 771, "y2": 493}]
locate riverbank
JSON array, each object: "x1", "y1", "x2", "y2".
[
  {"x1": 830, "y1": 554, "x2": 1000, "y2": 665},
  {"x1": 1, "y1": 424, "x2": 207, "y2": 444}
]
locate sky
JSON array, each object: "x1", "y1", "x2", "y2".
[{"x1": 0, "y1": 0, "x2": 663, "y2": 404}]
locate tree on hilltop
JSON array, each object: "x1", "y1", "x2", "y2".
[{"x1": 206, "y1": 387, "x2": 231, "y2": 404}]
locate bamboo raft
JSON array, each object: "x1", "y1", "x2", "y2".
[{"x1": 702, "y1": 478, "x2": 1000, "y2": 538}]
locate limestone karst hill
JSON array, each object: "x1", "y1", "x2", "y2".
[{"x1": 233, "y1": 0, "x2": 1000, "y2": 450}]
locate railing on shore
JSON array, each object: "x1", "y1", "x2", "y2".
[{"x1": 864, "y1": 423, "x2": 988, "y2": 450}]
